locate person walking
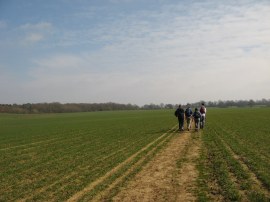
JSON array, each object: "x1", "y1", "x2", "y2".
[
  {"x1": 193, "y1": 108, "x2": 202, "y2": 131},
  {"x1": 175, "y1": 105, "x2": 185, "y2": 131},
  {"x1": 199, "y1": 103, "x2": 207, "y2": 129},
  {"x1": 185, "y1": 105, "x2": 193, "y2": 131}
]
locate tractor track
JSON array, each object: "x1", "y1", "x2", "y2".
[
  {"x1": 112, "y1": 129, "x2": 201, "y2": 202},
  {"x1": 66, "y1": 126, "x2": 177, "y2": 202}
]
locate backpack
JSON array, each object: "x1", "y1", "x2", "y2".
[
  {"x1": 200, "y1": 106, "x2": 205, "y2": 114},
  {"x1": 174, "y1": 110, "x2": 178, "y2": 117},
  {"x1": 185, "y1": 108, "x2": 192, "y2": 117},
  {"x1": 194, "y1": 111, "x2": 201, "y2": 119}
]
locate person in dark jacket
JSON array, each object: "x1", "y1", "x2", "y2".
[
  {"x1": 193, "y1": 108, "x2": 202, "y2": 131},
  {"x1": 175, "y1": 105, "x2": 185, "y2": 131}
]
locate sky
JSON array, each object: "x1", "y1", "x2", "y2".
[{"x1": 0, "y1": 0, "x2": 270, "y2": 106}]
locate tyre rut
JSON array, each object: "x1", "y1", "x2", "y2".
[{"x1": 66, "y1": 125, "x2": 177, "y2": 202}]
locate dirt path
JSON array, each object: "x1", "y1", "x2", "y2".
[{"x1": 112, "y1": 130, "x2": 201, "y2": 202}]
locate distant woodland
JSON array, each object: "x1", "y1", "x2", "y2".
[{"x1": 0, "y1": 99, "x2": 270, "y2": 113}]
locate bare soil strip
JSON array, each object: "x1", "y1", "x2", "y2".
[
  {"x1": 66, "y1": 126, "x2": 177, "y2": 202},
  {"x1": 173, "y1": 134, "x2": 201, "y2": 202},
  {"x1": 112, "y1": 130, "x2": 201, "y2": 202},
  {"x1": 220, "y1": 138, "x2": 270, "y2": 198},
  {"x1": 91, "y1": 129, "x2": 175, "y2": 201},
  {"x1": 18, "y1": 134, "x2": 156, "y2": 201}
]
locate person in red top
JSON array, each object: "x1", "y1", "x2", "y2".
[{"x1": 200, "y1": 103, "x2": 207, "y2": 129}]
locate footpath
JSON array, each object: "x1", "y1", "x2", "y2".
[{"x1": 112, "y1": 128, "x2": 201, "y2": 202}]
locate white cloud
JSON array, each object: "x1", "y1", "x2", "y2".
[
  {"x1": 33, "y1": 55, "x2": 84, "y2": 69},
  {"x1": 20, "y1": 22, "x2": 52, "y2": 31},
  {"x1": 1, "y1": 1, "x2": 270, "y2": 104},
  {"x1": 19, "y1": 22, "x2": 53, "y2": 45},
  {"x1": 23, "y1": 33, "x2": 44, "y2": 43}
]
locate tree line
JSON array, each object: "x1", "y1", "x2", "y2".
[
  {"x1": 141, "y1": 99, "x2": 270, "y2": 109},
  {"x1": 0, "y1": 99, "x2": 269, "y2": 114},
  {"x1": 0, "y1": 102, "x2": 139, "y2": 113}
]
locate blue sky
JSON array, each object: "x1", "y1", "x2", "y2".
[{"x1": 0, "y1": 0, "x2": 270, "y2": 105}]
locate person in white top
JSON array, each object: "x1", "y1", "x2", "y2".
[{"x1": 199, "y1": 103, "x2": 207, "y2": 129}]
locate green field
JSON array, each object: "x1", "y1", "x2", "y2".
[
  {"x1": 197, "y1": 107, "x2": 270, "y2": 201},
  {"x1": 1, "y1": 108, "x2": 270, "y2": 201},
  {"x1": 0, "y1": 110, "x2": 175, "y2": 201}
]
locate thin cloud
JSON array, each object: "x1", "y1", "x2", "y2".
[
  {"x1": 0, "y1": 0, "x2": 270, "y2": 104},
  {"x1": 23, "y1": 33, "x2": 44, "y2": 44},
  {"x1": 20, "y1": 22, "x2": 52, "y2": 31},
  {"x1": 26, "y1": 0, "x2": 270, "y2": 104},
  {"x1": 19, "y1": 22, "x2": 53, "y2": 45},
  {"x1": 109, "y1": 0, "x2": 133, "y2": 3}
]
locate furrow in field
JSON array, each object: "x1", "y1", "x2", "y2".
[
  {"x1": 0, "y1": 129, "x2": 78, "y2": 149},
  {"x1": 1, "y1": 128, "x2": 135, "y2": 176},
  {"x1": 1, "y1": 129, "x2": 111, "y2": 157},
  {"x1": 0, "y1": 137, "x2": 60, "y2": 151},
  {"x1": 17, "y1": 148, "x2": 128, "y2": 202},
  {"x1": 89, "y1": 129, "x2": 176, "y2": 201},
  {"x1": 66, "y1": 125, "x2": 177, "y2": 202},
  {"x1": 1, "y1": 126, "x2": 125, "y2": 154},
  {"x1": 50, "y1": 132, "x2": 174, "y2": 201},
  {"x1": 213, "y1": 124, "x2": 270, "y2": 190},
  {"x1": 0, "y1": 130, "x2": 99, "y2": 169},
  {"x1": 17, "y1": 132, "x2": 160, "y2": 202},
  {"x1": 1, "y1": 135, "x2": 108, "y2": 181},
  {"x1": 215, "y1": 136, "x2": 249, "y2": 201},
  {"x1": 11, "y1": 132, "x2": 155, "y2": 200},
  {"x1": 202, "y1": 127, "x2": 240, "y2": 201},
  {"x1": 215, "y1": 124, "x2": 270, "y2": 162},
  {"x1": 219, "y1": 136, "x2": 270, "y2": 199}
]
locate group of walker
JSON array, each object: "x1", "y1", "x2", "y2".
[{"x1": 174, "y1": 103, "x2": 206, "y2": 132}]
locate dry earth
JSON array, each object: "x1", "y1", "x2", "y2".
[{"x1": 112, "y1": 129, "x2": 201, "y2": 202}]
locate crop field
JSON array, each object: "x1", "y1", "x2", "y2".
[
  {"x1": 197, "y1": 108, "x2": 270, "y2": 201},
  {"x1": 0, "y1": 110, "x2": 176, "y2": 201},
  {"x1": 1, "y1": 108, "x2": 270, "y2": 201}
]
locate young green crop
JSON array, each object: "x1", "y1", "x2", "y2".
[
  {"x1": 0, "y1": 110, "x2": 176, "y2": 201},
  {"x1": 197, "y1": 107, "x2": 270, "y2": 201}
]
